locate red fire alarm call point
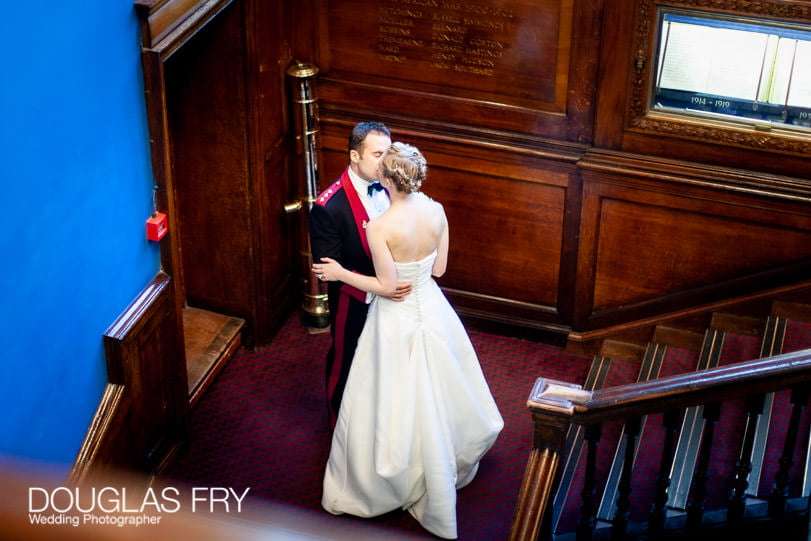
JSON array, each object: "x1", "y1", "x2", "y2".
[{"x1": 146, "y1": 212, "x2": 168, "y2": 241}]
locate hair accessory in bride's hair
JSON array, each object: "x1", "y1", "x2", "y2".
[{"x1": 383, "y1": 142, "x2": 427, "y2": 194}]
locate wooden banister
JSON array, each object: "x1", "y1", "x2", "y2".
[
  {"x1": 509, "y1": 349, "x2": 811, "y2": 541},
  {"x1": 575, "y1": 350, "x2": 811, "y2": 424}
]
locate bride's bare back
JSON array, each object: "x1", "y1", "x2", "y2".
[
  {"x1": 378, "y1": 193, "x2": 445, "y2": 262},
  {"x1": 367, "y1": 191, "x2": 449, "y2": 280}
]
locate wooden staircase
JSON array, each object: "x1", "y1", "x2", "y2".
[{"x1": 509, "y1": 285, "x2": 811, "y2": 540}]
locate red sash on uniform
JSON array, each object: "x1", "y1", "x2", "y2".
[{"x1": 322, "y1": 168, "x2": 374, "y2": 426}]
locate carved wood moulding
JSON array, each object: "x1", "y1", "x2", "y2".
[
  {"x1": 628, "y1": 0, "x2": 811, "y2": 156},
  {"x1": 580, "y1": 149, "x2": 811, "y2": 204},
  {"x1": 135, "y1": 0, "x2": 234, "y2": 58}
]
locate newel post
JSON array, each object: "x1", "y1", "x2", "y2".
[{"x1": 508, "y1": 378, "x2": 592, "y2": 541}]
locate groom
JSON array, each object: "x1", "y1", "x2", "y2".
[{"x1": 309, "y1": 121, "x2": 411, "y2": 427}]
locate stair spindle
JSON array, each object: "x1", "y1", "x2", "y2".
[
  {"x1": 649, "y1": 410, "x2": 680, "y2": 534},
  {"x1": 728, "y1": 395, "x2": 765, "y2": 521},
  {"x1": 768, "y1": 384, "x2": 810, "y2": 518},
  {"x1": 577, "y1": 424, "x2": 602, "y2": 541},
  {"x1": 687, "y1": 402, "x2": 721, "y2": 528},
  {"x1": 612, "y1": 417, "x2": 641, "y2": 539}
]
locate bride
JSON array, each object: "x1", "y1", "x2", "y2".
[{"x1": 312, "y1": 142, "x2": 503, "y2": 540}]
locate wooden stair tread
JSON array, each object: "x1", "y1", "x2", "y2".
[
  {"x1": 772, "y1": 300, "x2": 811, "y2": 323},
  {"x1": 709, "y1": 312, "x2": 765, "y2": 336},
  {"x1": 651, "y1": 325, "x2": 705, "y2": 351},
  {"x1": 182, "y1": 306, "x2": 245, "y2": 407},
  {"x1": 599, "y1": 339, "x2": 646, "y2": 363}
]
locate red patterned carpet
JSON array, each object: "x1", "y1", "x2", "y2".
[{"x1": 163, "y1": 311, "x2": 592, "y2": 539}]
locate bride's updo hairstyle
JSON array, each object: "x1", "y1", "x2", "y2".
[{"x1": 381, "y1": 142, "x2": 427, "y2": 194}]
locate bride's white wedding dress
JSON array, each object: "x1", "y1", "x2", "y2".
[{"x1": 321, "y1": 250, "x2": 504, "y2": 539}]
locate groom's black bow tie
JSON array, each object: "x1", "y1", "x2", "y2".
[{"x1": 367, "y1": 181, "x2": 384, "y2": 197}]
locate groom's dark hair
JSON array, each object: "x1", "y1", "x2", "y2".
[{"x1": 349, "y1": 121, "x2": 391, "y2": 153}]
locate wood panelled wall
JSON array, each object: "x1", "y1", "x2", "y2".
[
  {"x1": 303, "y1": 0, "x2": 811, "y2": 338},
  {"x1": 575, "y1": 151, "x2": 811, "y2": 330},
  {"x1": 133, "y1": 0, "x2": 811, "y2": 346}
]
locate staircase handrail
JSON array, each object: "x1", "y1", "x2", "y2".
[{"x1": 568, "y1": 348, "x2": 811, "y2": 424}]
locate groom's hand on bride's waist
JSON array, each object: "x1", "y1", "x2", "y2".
[{"x1": 386, "y1": 282, "x2": 412, "y2": 302}]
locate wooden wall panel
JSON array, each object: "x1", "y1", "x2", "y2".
[
  {"x1": 255, "y1": 144, "x2": 300, "y2": 335},
  {"x1": 249, "y1": 0, "x2": 300, "y2": 341},
  {"x1": 325, "y1": 0, "x2": 567, "y2": 105},
  {"x1": 575, "y1": 162, "x2": 811, "y2": 329},
  {"x1": 315, "y1": 0, "x2": 601, "y2": 142},
  {"x1": 593, "y1": 199, "x2": 811, "y2": 309},
  {"x1": 166, "y1": 3, "x2": 253, "y2": 316},
  {"x1": 437, "y1": 170, "x2": 565, "y2": 306}
]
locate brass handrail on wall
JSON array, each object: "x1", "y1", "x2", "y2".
[{"x1": 286, "y1": 62, "x2": 329, "y2": 329}]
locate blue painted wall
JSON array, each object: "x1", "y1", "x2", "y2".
[{"x1": 0, "y1": 3, "x2": 160, "y2": 471}]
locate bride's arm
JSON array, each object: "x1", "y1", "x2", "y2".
[
  {"x1": 432, "y1": 206, "x2": 449, "y2": 277},
  {"x1": 313, "y1": 221, "x2": 397, "y2": 297}
]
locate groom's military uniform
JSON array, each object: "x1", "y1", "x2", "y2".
[{"x1": 310, "y1": 166, "x2": 382, "y2": 426}]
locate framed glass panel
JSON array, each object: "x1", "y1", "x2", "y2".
[{"x1": 652, "y1": 8, "x2": 811, "y2": 133}]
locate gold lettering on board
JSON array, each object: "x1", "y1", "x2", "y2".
[{"x1": 375, "y1": 0, "x2": 514, "y2": 76}]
